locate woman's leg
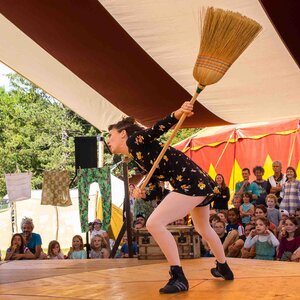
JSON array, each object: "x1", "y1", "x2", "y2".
[
  {"x1": 146, "y1": 192, "x2": 205, "y2": 266},
  {"x1": 190, "y1": 205, "x2": 226, "y2": 263}
]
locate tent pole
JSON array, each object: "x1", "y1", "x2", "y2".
[
  {"x1": 232, "y1": 129, "x2": 238, "y2": 192},
  {"x1": 109, "y1": 158, "x2": 133, "y2": 258},
  {"x1": 215, "y1": 131, "x2": 234, "y2": 169},
  {"x1": 287, "y1": 129, "x2": 298, "y2": 166},
  {"x1": 55, "y1": 206, "x2": 59, "y2": 241}
]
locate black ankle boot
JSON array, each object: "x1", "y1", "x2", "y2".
[
  {"x1": 159, "y1": 266, "x2": 189, "y2": 294},
  {"x1": 211, "y1": 261, "x2": 234, "y2": 280}
]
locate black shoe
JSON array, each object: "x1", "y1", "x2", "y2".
[
  {"x1": 159, "y1": 266, "x2": 189, "y2": 294},
  {"x1": 211, "y1": 261, "x2": 234, "y2": 280}
]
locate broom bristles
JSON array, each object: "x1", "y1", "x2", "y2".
[{"x1": 193, "y1": 7, "x2": 262, "y2": 86}]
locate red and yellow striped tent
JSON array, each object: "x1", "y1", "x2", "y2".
[{"x1": 175, "y1": 119, "x2": 300, "y2": 195}]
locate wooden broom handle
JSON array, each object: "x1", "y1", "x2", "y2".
[{"x1": 140, "y1": 85, "x2": 205, "y2": 190}]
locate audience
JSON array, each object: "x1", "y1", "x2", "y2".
[
  {"x1": 5, "y1": 233, "x2": 34, "y2": 260},
  {"x1": 277, "y1": 217, "x2": 300, "y2": 261},
  {"x1": 266, "y1": 194, "x2": 281, "y2": 227},
  {"x1": 280, "y1": 166, "x2": 300, "y2": 215},
  {"x1": 47, "y1": 240, "x2": 64, "y2": 259},
  {"x1": 134, "y1": 214, "x2": 146, "y2": 230},
  {"x1": 121, "y1": 234, "x2": 138, "y2": 258},
  {"x1": 232, "y1": 194, "x2": 242, "y2": 211},
  {"x1": 68, "y1": 235, "x2": 87, "y2": 259},
  {"x1": 91, "y1": 219, "x2": 108, "y2": 239},
  {"x1": 244, "y1": 217, "x2": 279, "y2": 260},
  {"x1": 266, "y1": 160, "x2": 286, "y2": 204},
  {"x1": 240, "y1": 192, "x2": 255, "y2": 226},
  {"x1": 253, "y1": 166, "x2": 268, "y2": 206},
  {"x1": 235, "y1": 168, "x2": 260, "y2": 202},
  {"x1": 4, "y1": 162, "x2": 300, "y2": 265},
  {"x1": 90, "y1": 234, "x2": 110, "y2": 259},
  {"x1": 254, "y1": 205, "x2": 277, "y2": 236},
  {"x1": 212, "y1": 174, "x2": 230, "y2": 211},
  {"x1": 21, "y1": 217, "x2": 46, "y2": 259}
]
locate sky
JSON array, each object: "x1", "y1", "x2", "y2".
[{"x1": 0, "y1": 62, "x2": 14, "y2": 90}]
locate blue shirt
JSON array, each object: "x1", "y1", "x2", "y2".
[
  {"x1": 236, "y1": 181, "x2": 260, "y2": 197},
  {"x1": 25, "y1": 233, "x2": 42, "y2": 254},
  {"x1": 70, "y1": 250, "x2": 87, "y2": 259},
  {"x1": 121, "y1": 242, "x2": 138, "y2": 255}
]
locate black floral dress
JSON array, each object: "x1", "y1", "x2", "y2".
[{"x1": 127, "y1": 114, "x2": 217, "y2": 207}]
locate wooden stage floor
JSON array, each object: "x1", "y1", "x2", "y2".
[{"x1": 0, "y1": 258, "x2": 299, "y2": 299}]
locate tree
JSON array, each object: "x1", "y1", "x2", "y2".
[{"x1": 0, "y1": 74, "x2": 98, "y2": 198}]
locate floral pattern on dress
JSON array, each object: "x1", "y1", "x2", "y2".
[{"x1": 126, "y1": 114, "x2": 216, "y2": 206}]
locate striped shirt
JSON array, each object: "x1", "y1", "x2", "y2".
[{"x1": 280, "y1": 180, "x2": 300, "y2": 215}]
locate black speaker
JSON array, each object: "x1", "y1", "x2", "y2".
[{"x1": 74, "y1": 136, "x2": 98, "y2": 170}]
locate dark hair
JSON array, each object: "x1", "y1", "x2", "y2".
[
  {"x1": 242, "y1": 192, "x2": 252, "y2": 200},
  {"x1": 209, "y1": 214, "x2": 221, "y2": 223},
  {"x1": 10, "y1": 233, "x2": 26, "y2": 254},
  {"x1": 215, "y1": 173, "x2": 227, "y2": 189},
  {"x1": 242, "y1": 168, "x2": 250, "y2": 174},
  {"x1": 286, "y1": 166, "x2": 297, "y2": 178},
  {"x1": 285, "y1": 217, "x2": 300, "y2": 238},
  {"x1": 255, "y1": 217, "x2": 269, "y2": 227},
  {"x1": 255, "y1": 204, "x2": 267, "y2": 214},
  {"x1": 108, "y1": 117, "x2": 144, "y2": 137},
  {"x1": 295, "y1": 207, "x2": 300, "y2": 212},
  {"x1": 228, "y1": 208, "x2": 240, "y2": 216},
  {"x1": 48, "y1": 240, "x2": 61, "y2": 257},
  {"x1": 253, "y1": 166, "x2": 264, "y2": 174}
]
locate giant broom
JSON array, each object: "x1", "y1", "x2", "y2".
[{"x1": 140, "y1": 7, "x2": 262, "y2": 190}]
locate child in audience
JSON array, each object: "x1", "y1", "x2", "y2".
[
  {"x1": 266, "y1": 194, "x2": 281, "y2": 227},
  {"x1": 278, "y1": 209, "x2": 289, "y2": 237},
  {"x1": 225, "y1": 208, "x2": 245, "y2": 257},
  {"x1": 226, "y1": 208, "x2": 244, "y2": 237},
  {"x1": 218, "y1": 211, "x2": 228, "y2": 227},
  {"x1": 68, "y1": 235, "x2": 87, "y2": 259},
  {"x1": 209, "y1": 214, "x2": 221, "y2": 228},
  {"x1": 232, "y1": 195, "x2": 242, "y2": 214},
  {"x1": 121, "y1": 234, "x2": 138, "y2": 258},
  {"x1": 5, "y1": 233, "x2": 34, "y2": 260},
  {"x1": 244, "y1": 217, "x2": 279, "y2": 260},
  {"x1": 255, "y1": 205, "x2": 277, "y2": 236},
  {"x1": 240, "y1": 223, "x2": 256, "y2": 259},
  {"x1": 47, "y1": 240, "x2": 64, "y2": 259},
  {"x1": 240, "y1": 192, "x2": 254, "y2": 226},
  {"x1": 90, "y1": 234, "x2": 110, "y2": 259},
  {"x1": 295, "y1": 207, "x2": 300, "y2": 218},
  {"x1": 277, "y1": 217, "x2": 300, "y2": 261}
]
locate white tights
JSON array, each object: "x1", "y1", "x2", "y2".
[{"x1": 146, "y1": 192, "x2": 226, "y2": 266}]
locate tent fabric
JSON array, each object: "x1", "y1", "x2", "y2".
[
  {"x1": 174, "y1": 119, "x2": 300, "y2": 193},
  {"x1": 0, "y1": 0, "x2": 299, "y2": 131}
]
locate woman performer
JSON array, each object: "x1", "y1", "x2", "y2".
[{"x1": 107, "y1": 101, "x2": 234, "y2": 294}]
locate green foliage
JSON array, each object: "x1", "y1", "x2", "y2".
[
  {"x1": 0, "y1": 74, "x2": 99, "y2": 198},
  {"x1": 159, "y1": 127, "x2": 201, "y2": 146}
]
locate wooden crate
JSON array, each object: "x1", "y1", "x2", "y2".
[{"x1": 136, "y1": 225, "x2": 201, "y2": 260}]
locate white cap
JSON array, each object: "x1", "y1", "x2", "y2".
[{"x1": 280, "y1": 209, "x2": 289, "y2": 217}]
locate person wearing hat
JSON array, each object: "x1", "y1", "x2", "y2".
[
  {"x1": 107, "y1": 101, "x2": 233, "y2": 294},
  {"x1": 134, "y1": 214, "x2": 146, "y2": 230},
  {"x1": 278, "y1": 209, "x2": 290, "y2": 239},
  {"x1": 91, "y1": 219, "x2": 107, "y2": 239}
]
